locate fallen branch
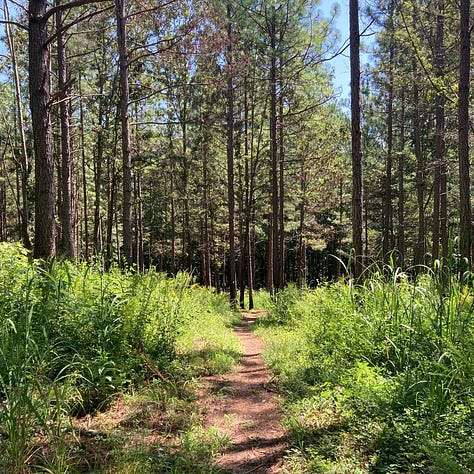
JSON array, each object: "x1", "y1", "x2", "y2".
[{"x1": 137, "y1": 345, "x2": 168, "y2": 383}]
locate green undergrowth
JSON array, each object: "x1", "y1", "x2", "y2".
[
  {"x1": 255, "y1": 269, "x2": 474, "y2": 473},
  {"x1": 0, "y1": 242, "x2": 240, "y2": 472}
]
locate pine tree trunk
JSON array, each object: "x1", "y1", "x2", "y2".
[
  {"x1": 350, "y1": 0, "x2": 363, "y2": 279},
  {"x1": 105, "y1": 150, "x2": 116, "y2": 270},
  {"x1": 202, "y1": 137, "x2": 212, "y2": 287},
  {"x1": 397, "y1": 95, "x2": 406, "y2": 268},
  {"x1": 115, "y1": 0, "x2": 133, "y2": 267},
  {"x1": 297, "y1": 162, "x2": 307, "y2": 288},
  {"x1": 226, "y1": 2, "x2": 237, "y2": 306},
  {"x1": 412, "y1": 14, "x2": 425, "y2": 269},
  {"x1": 29, "y1": 0, "x2": 56, "y2": 259},
  {"x1": 181, "y1": 110, "x2": 192, "y2": 272},
  {"x1": 269, "y1": 8, "x2": 280, "y2": 291},
  {"x1": 56, "y1": 1, "x2": 76, "y2": 259},
  {"x1": 433, "y1": 0, "x2": 447, "y2": 262},
  {"x1": 79, "y1": 77, "x2": 90, "y2": 261},
  {"x1": 93, "y1": 96, "x2": 105, "y2": 256},
  {"x1": 0, "y1": 154, "x2": 6, "y2": 241},
  {"x1": 136, "y1": 170, "x2": 144, "y2": 271},
  {"x1": 383, "y1": 44, "x2": 394, "y2": 264},
  {"x1": 244, "y1": 77, "x2": 254, "y2": 309},
  {"x1": 458, "y1": 0, "x2": 471, "y2": 270},
  {"x1": 278, "y1": 64, "x2": 285, "y2": 288}
]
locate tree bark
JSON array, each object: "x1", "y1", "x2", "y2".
[
  {"x1": 78, "y1": 76, "x2": 90, "y2": 261},
  {"x1": 135, "y1": 169, "x2": 144, "y2": 271},
  {"x1": 115, "y1": 0, "x2": 133, "y2": 267},
  {"x1": 412, "y1": 9, "x2": 425, "y2": 269},
  {"x1": 226, "y1": 2, "x2": 237, "y2": 306},
  {"x1": 93, "y1": 80, "x2": 105, "y2": 256},
  {"x1": 278, "y1": 61, "x2": 285, "y2": 288},
  {"x1": 383, "y1": 40, "x2": 394, "y2": 264},
  {"x1": 169, "y1": 133, "x2": 176, "y2": 275},
  {"x1": 350, "y1": 0, "x2": 363, "y2": 279},
  {"x1": 244, "y1": 76, "x2": 254, "y2": 309},
  {"x1": 56, "y1": 1, "x2": 76, "y2": 259},
  {"x1": 202, "y1": 130, "x2": 212, "y2": 287},
  {"x1": 297, "y1": 158, "x2": 307, "y2": 288},
  {"x1": 269, "y1": 7, "x2": 280, "y2": 291},
  {"x1": 397, "y1": 94, "x2": 406, "y2": 268},
  {"x1": 0, "y1": 150, "x2": 6, "y2": 241},
  {"x1": 29, "y1": 0, "x2": 56, "y2": 259},
  {"x1": 432, "y1": 0, "x2": 447, "y2": 262},
  {"x1": 458, "y1": 0, "x2": 471, "y2": 270}
]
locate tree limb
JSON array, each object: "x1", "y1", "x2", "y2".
[
  {"x1": 0, "y1": 19, "x2": 27, "y2": 31},
  {"x1": 44, "y1": 0, "x2": 111, "y2": 22}
]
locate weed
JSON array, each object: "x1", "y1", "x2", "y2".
[
  {"x1": 255, "y1": 266, "x2": 474, "y2": 472},
  {"x1": 0, "y1": 242, "x2": 239, "y2": 472}
]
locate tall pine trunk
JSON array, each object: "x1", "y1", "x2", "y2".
[
  {"x1": 350, "y1": 0, "x2": 363, "y2": 279},
  {"x1": 433, "y1": 0, "x2": 447, "y2": 262},
  {"x1": 115, "y1": 0, "x2": 133, "y2": 267},
  {"x1": 78, "y1": 76, "x2": 90, "y2": 261},
  {"x1": 29, "y1": 0, "x2": 56, "y2": 259},
  {"x1": 383, "y1": 42, "x2": 394, "y2": 264},
  {"x1": 226, "y1": 2, "x2": 237, "y2": 306},
  {"x1": 56, "y1": 1, "x2": 76, "y2": 258},
  {"x1": 268, "y1": 6, "x2": 280, "y2": 291},
  {"x1": 278, "y1": 62, "x2": 285, "y2": 288},
  {"x1": 202, "y1": 132, "x2": 212, "y2": 287},
  {"x1": 397, "y1": 95, "x2": 406, "y2": 268},
  {"x1": 458, "y1": 0, "x2": 471, "y2": 270},
  {"x1": 412, "y1": 11, "x2": 425, "y2": 268}
]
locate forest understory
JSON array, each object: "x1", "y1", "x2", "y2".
[
  {"x1": 1, "y1": 242, "x2": 474, "y2": 473},
  {"x1": 2, "y1": 0, "x2": 474, "y2": 472}
]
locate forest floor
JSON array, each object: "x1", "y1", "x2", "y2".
[
  {"x1": 71, "y1": 309, "x2": 289, "y2": 473},
  {"x1": 198, "y1": 310, "x2": 289, "y2": 473}
]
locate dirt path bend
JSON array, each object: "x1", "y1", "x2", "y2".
[{"x1": 199, "y1": 310, "x2": 288, "y2": 473}]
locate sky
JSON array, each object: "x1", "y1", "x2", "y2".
[
  {"x1": 319, "y1": 0, "x2": 376, "y2": 104},
  {"x1": 0, "y1": 1, "x2": 373, "y2": 102},
  {"x1": 321, "y1": 0, "x2": 351, "y2": 101}
]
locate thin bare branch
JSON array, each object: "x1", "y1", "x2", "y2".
[
  {"x1": 0, "y1": 19, "x2": 27, "y2": 30},
  {"x1": 44, "y1": 0, "x2": 111, "y2": 22}
]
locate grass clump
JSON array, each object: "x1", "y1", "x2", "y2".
[
  {"x1": 255, "y1": 268, "x2": 474, "y2": 473},
  {"x1": 0, "y1": 242, "x2": 240, "y2": 472}
]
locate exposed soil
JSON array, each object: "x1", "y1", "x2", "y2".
[{"x1": 198, "y1": 310, "x2": 288, "y2": 473}]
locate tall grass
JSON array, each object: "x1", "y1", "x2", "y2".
[
  {"x1": 0, "y1": 242, "x2": 238, "y2": 472},
  {"x1": 255, "y1": 262, "x2": 474, "y2": 472}
]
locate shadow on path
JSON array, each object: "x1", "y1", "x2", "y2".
[{"x1": 199, "y1": 310, "x2": 288, "y2": 473}]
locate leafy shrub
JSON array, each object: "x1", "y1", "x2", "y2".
[
  {"x1": 0, "y1": 242, "x2": 237, "y2": 471},
  {"x1": 256, "y1": 270, "x2": 474, "y2": 472}
]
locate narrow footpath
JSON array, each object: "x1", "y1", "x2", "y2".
[{"x1": 199, "y1": 310, "x2": 288, "y2": 473}]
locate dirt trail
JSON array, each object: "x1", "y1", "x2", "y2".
[{"x1": 199, "y1": 310, "x2": 288, "y2": 473}]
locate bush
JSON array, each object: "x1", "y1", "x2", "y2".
[
  {"x1": 0, "y1": 242, "x2": 237, "y2": 471},
  {"x1": 255, "y1": 271, "x2": 474, "y2": 472}
]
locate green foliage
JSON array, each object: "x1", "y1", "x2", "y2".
[
  {"x1": 255, "y1": 269, "x2": 474, "y2": 472},
  {"x1": 0, "y1": 242, "x2": 238, "y2": 472}
]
